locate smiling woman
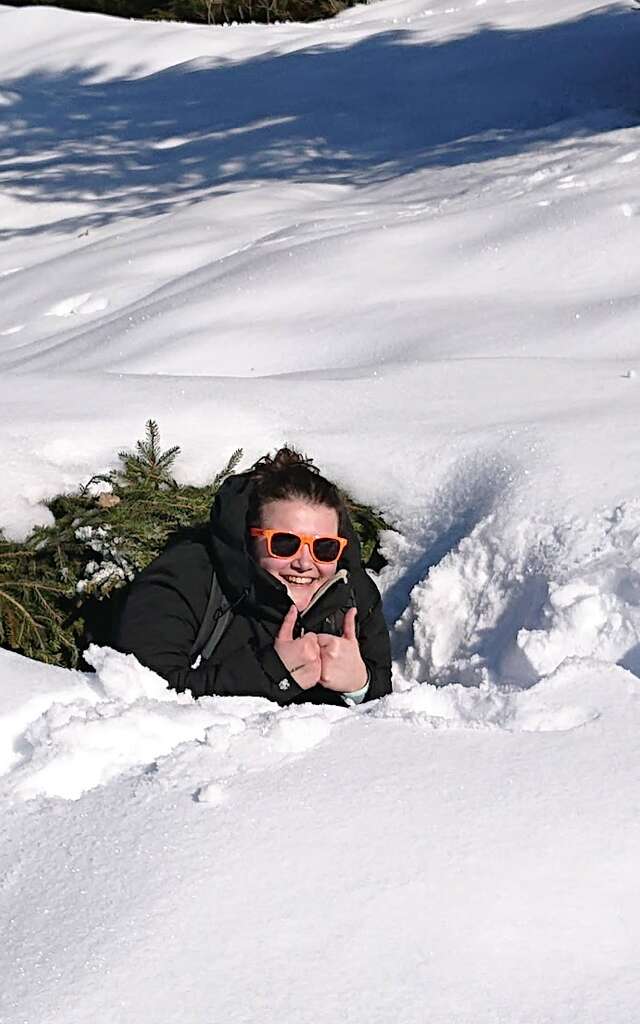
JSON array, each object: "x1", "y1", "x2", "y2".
[{"x1": 114, "y1": 447, "x2": 392, "y2": 706}]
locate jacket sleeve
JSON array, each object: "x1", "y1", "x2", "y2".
[
  {"x1": 356, "y1": 574, "x2": 393, "y2": 702},
  {"x1": 113, "y1": 544, "x2": 305, "y2": 706}
]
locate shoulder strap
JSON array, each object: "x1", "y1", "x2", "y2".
[{"x1": 189, "y1": 570, "x2": 233, "y2": 665}]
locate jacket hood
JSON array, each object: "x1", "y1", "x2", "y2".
[{"x1": 209, "y1": 471, "x2": 363, "y2": 622}]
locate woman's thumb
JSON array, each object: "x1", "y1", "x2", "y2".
[
  {"x1": 277, "y1": 603, "x2": 297, "y2": 642},
  {"x1": 342, "y1": 606, "x2": 358, "y2": 641}
]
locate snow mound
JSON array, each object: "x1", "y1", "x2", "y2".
[
  {"x1": 375, "y1": 660, "x2": 609, "y2": 734},
  {"x1": 2, "y1": 630, "x2": 637, "y2": 805},
  {"x1": 0, "y1": 645, "x2": 351, "y2": 802},
  {"x1": 392, "y1": 499, "x2": 640, "y2": 691}
]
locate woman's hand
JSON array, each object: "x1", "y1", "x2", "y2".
[
  {"x1": 274, "y1": 605, "x2": 321, "y2": 690},
  {"x1": 317, "y1": 608, "x2": 368, "y2": 693}
]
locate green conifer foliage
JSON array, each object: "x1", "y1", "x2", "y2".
[
  {"x1": 5, "y1": 0, "x2": 362, "y2": 25},
  {"x1": 0, "y1": 422, "x2": 389, "y2": 669}
]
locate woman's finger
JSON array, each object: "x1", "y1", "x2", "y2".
[{"x1": 292, "y1": 657, "x2": 321, "y2": 689}]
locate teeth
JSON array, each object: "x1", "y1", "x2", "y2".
[{"x1": 284, "y1": 576, "x2": 314, "y2": 585}]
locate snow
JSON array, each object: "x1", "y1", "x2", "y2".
[
  {"x1": 3, "y1": 647, "x2": 640, "y2": 1023},
  {"x1": 2, "y1": 0, "x2": 640, "y2": 1020}
]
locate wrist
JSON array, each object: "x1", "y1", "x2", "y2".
[
  {"x1": 341, "y1": 669, "x2": 371, "y2": 705},
  {"x1": 340, "y1": 662, "x2": 369, "y2": 693}
]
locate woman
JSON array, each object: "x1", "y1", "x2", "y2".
[{"x1": 115, "y1": 448, "x2": 392, "y2": 706}]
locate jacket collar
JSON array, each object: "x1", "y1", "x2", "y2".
[{"x1": 301, "y1": 568, "x2": 348, "y2": 619}]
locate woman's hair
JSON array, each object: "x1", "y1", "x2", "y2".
[{"x1": 248, "y1": 446, "x2": 345, "y2": 525}]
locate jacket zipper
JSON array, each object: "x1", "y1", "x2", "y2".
[{"x1": 297, "y1": 569, "x2": 348, "y2": 633}]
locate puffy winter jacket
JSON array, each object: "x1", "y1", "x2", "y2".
[{"x1": 114, "y1": 471, "x2": 392, "y2": 706}]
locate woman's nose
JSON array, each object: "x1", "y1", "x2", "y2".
[{"x1": 291, "y1": 543, "x2": 314, "y2": 569}]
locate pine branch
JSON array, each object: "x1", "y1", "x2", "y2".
[
  {"x1": 118, "y1": 419, "x2": 180, "y2": 490},
  {"x1": 211, "y1": 447, "x2": 244, "y2": 489},
  {"x1": 0, "y1": 589, "x2": 48, "y2": 652}
]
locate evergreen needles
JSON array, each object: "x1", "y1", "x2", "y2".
[
  {"x1": 7, "y1": 0, "x2": 362, "y2": 26},
  {"x1": 0, "y1": 423, "x2": 388, "y2": 670},
  {"x1": 117, "y1": 419, "x2": 181, "y2": 490}
]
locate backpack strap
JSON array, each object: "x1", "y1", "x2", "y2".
[{"x1": 189, "y1": 570, "x2": 234, "y2": 666}]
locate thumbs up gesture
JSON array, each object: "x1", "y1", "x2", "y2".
[
  {"x1": 316, "y1": 608, "x2": 368, "y2": 693},
  {"x1": 274, "y1": 605, "x2": 321, "y2": 690}
]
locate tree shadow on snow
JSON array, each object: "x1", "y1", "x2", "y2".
[{"x1": 1, "y1": 6, "x2": 639, "y2": 238}]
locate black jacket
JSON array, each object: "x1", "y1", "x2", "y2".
[{"x1": 114, "y1": 472, "x2": 392, "y2": 706}]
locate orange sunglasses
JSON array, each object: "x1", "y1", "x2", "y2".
[{"x1": 250, "y1": 528, "x2": 348, "y2": 564}]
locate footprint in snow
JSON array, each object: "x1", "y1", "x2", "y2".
[
  {"x1": 616, "y1": 151, "x2": 638, "y2": 164},
  {"x1": 45, "y1": 293, "x2": 109, "y2": 318}
]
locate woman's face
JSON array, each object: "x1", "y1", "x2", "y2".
[{"x1": 253, "y1": 499, "x2": 340, "y2": 612}]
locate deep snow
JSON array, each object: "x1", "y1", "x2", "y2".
[{"x1": 1, "y1": 0, "x2": 640, "y2": 1021}]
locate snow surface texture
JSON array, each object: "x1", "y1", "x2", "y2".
[{"x1": 2, "y1": 0, "x2": 640, "y2": 1021}]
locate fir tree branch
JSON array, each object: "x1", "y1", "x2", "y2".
[{"x1": 0, "y1": 590, "x2": 48, "y2": 648}]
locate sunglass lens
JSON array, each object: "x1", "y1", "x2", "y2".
[
  {"x1": 270, "y1": 532, "x2": 301, "y2": 557},
  {"x1": 312, "y1": 537, "x2": 341, "y2": 562}
]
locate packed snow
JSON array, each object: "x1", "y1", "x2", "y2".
[{"x1": 1, "y1": 0, "x2": 640, "y2": 1021}]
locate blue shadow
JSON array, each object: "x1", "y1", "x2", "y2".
[{"x1": 1, "y1": 6, "x2": 638, "y2": 237}]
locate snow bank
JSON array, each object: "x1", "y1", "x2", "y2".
[
  {"x1": 2, "y1": 644, "x2": 639, "y2": 1024},
  {"x1": 391, "y1": 499, "x2": 640, "y2": 691},
  {"x1": 1, "y1": 622, "x2": 635, "y2": 805},
  {"x1": 0, "y1": 645, "x2": 349, "y2": 801}
]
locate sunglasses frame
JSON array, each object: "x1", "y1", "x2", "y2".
[{"x1": 250, "y1": 527, "x2": 348, "y2": 564}]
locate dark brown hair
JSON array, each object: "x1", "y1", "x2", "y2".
[{"x1": 248, "y1": 446, "x2": 345, "y2": 525}]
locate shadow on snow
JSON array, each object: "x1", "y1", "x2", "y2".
[{"x1": 1, "y1": 6, "x2": 639, "y2": 237}]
